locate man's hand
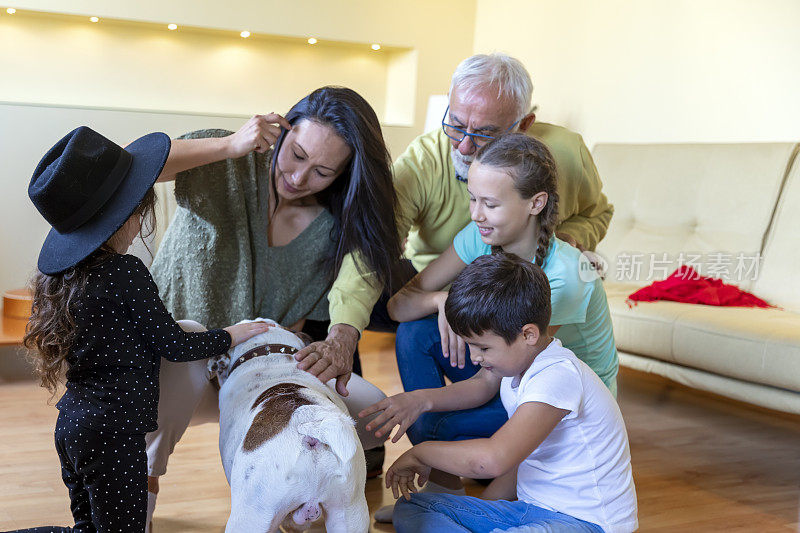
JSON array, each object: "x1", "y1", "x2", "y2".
[
  {"x1": 294, "y1": 324, "x2": 359, "y2": 397},
  {"x1": 358, "y1": 390, "x2": 432, "y2": 443},
  {"x1": 385, "y1": 449, "x2": 431, "y2": 501}
]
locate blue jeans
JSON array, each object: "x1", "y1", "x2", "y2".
[
  {"x1": 394, "y1": 493, "x2": 605, "y2": 533},
  {"x1": 395, "y1": 315, "x2": 508, "y2": 445}
]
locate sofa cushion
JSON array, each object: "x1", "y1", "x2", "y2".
[
  {"x1": 593, "y1": 143, "x2": 796, "y2": 290},
  {"x1": 671, "y1": 306, "x2": 800, "y2": 392},
  {"x1": 606, "y1": 282, "x2": 684, "y2": 362},
  {"x1": 753, "y1": 146, "x2": 800, "y2": 312},
  {"x1": 606, "y1": 282, "x2": 800, "y2": 393}
]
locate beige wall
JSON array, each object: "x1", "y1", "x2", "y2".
[
  {"x1": 0, "y1": 1, "x2": 476, "y2": 292},
  {"x1": 0, "y1": 12, "x2": 391, "y2": 121},
  {"x1": 13, "y1": 0, "x2": 795, "y2": 296},
  {"x1": 4, "y1": 0, "x2": 480, "y2": 150},
  {"x1": 474, "y1": 0, "x2": 800, "y2": 149}
]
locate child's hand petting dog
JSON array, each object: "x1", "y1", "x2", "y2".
[
  {"x1": 359, "y1": 390, "x2": 431, "y2": 443},
  {"x1": 224, "y1": 321, "x2": 272, "y2": 347},
  {"x1": 385, "y1": 449, "x2": 431, "y2": 501}
]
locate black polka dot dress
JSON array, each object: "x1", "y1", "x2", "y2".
[{"x1": 9, "y1": 254, "x2": 231, "y2": 533}]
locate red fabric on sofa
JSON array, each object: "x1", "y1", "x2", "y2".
[{"x1": 628, "y1": 266, "x2": 773, "y2": 308}]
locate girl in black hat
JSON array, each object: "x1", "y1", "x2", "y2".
[{"x1": 13, "y1": 127, "x2": 272, "y2": 533}]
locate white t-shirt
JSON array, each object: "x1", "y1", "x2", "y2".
[{"x1": 500, "y1": 339, "x2": 638, "y2": 533}]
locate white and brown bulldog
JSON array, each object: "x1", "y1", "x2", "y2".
[{"x1": 213, "y1": 319, "x2": 369, "y2": 533}]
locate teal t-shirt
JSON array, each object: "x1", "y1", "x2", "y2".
[{"x1": 453, "y1": 222, "x2": 619, "y2": 396}]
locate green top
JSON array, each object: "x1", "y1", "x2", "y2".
[
  {"x1": 151, "y1": 129, "x2": 333, "y2": 330},
  {"x1": 328, "y1": 123, "x2": 614, "y2": 332}
]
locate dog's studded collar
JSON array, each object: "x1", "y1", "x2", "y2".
[{"x1": 229, "y1": 344, "x2": 298, "y2": 375}]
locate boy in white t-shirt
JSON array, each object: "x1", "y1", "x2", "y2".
[{"x1": 368, "y1": 253, "x2": 637, "y2": 532}]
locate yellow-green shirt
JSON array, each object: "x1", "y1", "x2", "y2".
[{"x1": 328, "y1": 124, "x2": 613, "y2": 332}]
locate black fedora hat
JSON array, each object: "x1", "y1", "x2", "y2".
[{"x1": 29, "y1": 126, "x2": 170, "y2": 274}]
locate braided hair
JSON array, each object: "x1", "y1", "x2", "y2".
[{"x1": 474, "y1": 133, "x2": 559, "y2": 267}]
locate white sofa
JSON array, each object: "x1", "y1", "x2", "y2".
[{"x1": 592, "y1": 142, "x2": 800, "y2": 414}]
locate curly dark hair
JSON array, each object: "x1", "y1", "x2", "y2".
[
  {"x1": 24, "y1": 187, "x2": 157, "y2": 398},
  {"x1": 475, "y1": 133, "x2": 559, "y2": 267}
]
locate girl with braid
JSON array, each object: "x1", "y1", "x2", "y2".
[{"x1": 362, "y1": 133, "x2": 618, "y2": 522}]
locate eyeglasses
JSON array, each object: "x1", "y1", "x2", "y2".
[{"x1": 441, "y1": 105, "x2": 522, "y2": 148}]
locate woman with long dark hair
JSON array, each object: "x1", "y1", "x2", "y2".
[{"x1": 143, "y1": 86, "x2": 401, "y2": 528}]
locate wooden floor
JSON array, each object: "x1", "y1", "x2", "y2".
[{"x1": 1, "y1": 331, "x2": 799, "y2": 532}]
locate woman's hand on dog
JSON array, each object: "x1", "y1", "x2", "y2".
[
  {"x1": 224, "y1": 321, "x2": 272, "y2": 347},
  {"x1": 359, "y1": 391, "x2": 431, "y2": 443},
  {"x1": 386, "y1": 450, "x2": 430, "y2": 501}
]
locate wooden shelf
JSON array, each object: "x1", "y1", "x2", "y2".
[
  {"x1": 2, "y1": 288, "x2": 31, "y2": 346},
  {"x1": 0, "y1": 315, "x2": 27, "y2": 346}
]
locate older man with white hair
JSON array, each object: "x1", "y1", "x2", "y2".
[
  {"x1": 394, "y1": 52, "x2": 611, "y2": 271},
  {"x1": 326, "y1": 52, "x2": 612, "y2": 338}
]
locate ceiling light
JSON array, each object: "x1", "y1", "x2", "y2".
[
  {"x1": 167, "y1": 23, "x2": 178, "y2": 31},
  {"x1": 240, "y1": 30, "x2": 250, "y2": 38},
  {"x1": 307, "y1": 37, "x2": 317, "y2": 45},
  {"x1": 6, "y1": 7, "x2": 16, "y2": 14},
  {"x1": 89, "y1": 16, "x2": 99, "y2": 23},
  {"x1": 371, "y1": 43, "x2": 381, "y2": 51}
]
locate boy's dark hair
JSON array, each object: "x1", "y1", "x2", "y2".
[{"x1": 445, "y1": 252, "x2": 551, "y2": 344}]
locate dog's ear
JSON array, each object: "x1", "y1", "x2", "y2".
[
  {"x1": 294, "y1": 331, "x2": 314, "y2": 348},
  {"x1": 297, "y1": 410, "x2": 357, "y2": 464}
]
